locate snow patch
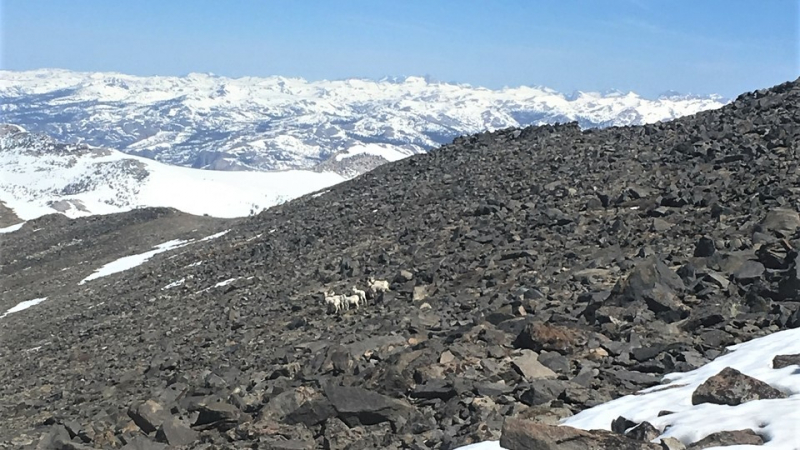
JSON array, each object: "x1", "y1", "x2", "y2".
[
  {"x1": 0, "y1": 222, "x2": 25, "y2": 233},
  {"x1": 200, "y1": 229, "x2": 230, "y2": 241},
  {"x1": 162, "y1": 278, "x2": 185, "y2": 290},
  {"x1": 563, "y1": 327, "x2": 800, "y2": 448},
  {"x1": 453, "y1": 442, "x2": 503, "y2": 450},
  {"x1": 334, "y1": 143, "x2": 412, "y2": 163},
  {"x1": 1, "y1": 297, "x2": 47, "y2": 318},
  {"x1": 79, "y1": 239, "x2": 189, "y2": 284},
  {"x1": 214, "y1": 277, "x2": 238, "y2": 288}
]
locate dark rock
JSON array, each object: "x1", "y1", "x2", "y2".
[
  {"x1": 733, "y1": 260, "x2": 765, "y2": 281},
  {"x1": 127, "y1": 400, "x2": 168, "y2": 434},
  {"x1": 513, "y1": 322, "x2": 587, "y2": 355},
  {"x1": 500, "y1": 419, "x2": 661, "y2": 450},
  {"x1": 260, "y1": 439, "x2": 314, "y2": 450},
  {"x1": 625, "y1": 421, "x2": 661, "y2": 442},
  {"x1": 192, "y1": 402, "x2": 242, "y2": 431},
  {"x1": 285, "y1": 397, "x2": 336, "y2": 426},
  {"x1": 36, "y1": 425, "x2": 74, "y2": 450},
  {"x1": 537, "y1": 351, "x2": 571, "y2": 374},
  {"x1": 410, "y1": 379, "x2": 457, "y2": 400},
  {"x1": 517, "y1": 380, "x2": 569, "y2": 406},
  {"x1": 761, "y1": 208, "x2": 800, "y2": 236},
  {"x1": 773, "y1": 353, "x2": 800, "y2": 369},
  {"x1": 693, "y1": 237, "x2": 716, "y2": 257},
  {"x1": 474, "y1": 381, "x2": 514, "y2": 397},
  {"x1": 120, "y1": 435, "x2": 170, "y2": 450},
  {"x1": 324, "y1": 384, "x2": 412, "y2": 427},
  {"x1": 691, "y1": 367, "x2": 786, "y2": 406},
  {"x1": 686, "y1": 429, "x2": 764, "y2": 449},
  {"x1": 611, "y1": 416, "x2": 637, "y2": 434},
  {"x1": 154, "y1": 417, "x2": 198, "y2": 446},
  {"x1": 615, "y1": 257, "x2": 686, "y2": 300}
]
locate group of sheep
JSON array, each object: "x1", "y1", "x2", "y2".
[{"x1": 323, "y1": 277, "x2": 390, "y2": 314}]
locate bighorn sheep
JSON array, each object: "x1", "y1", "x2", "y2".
[
  {"x1": 323, "y1": 291, "x2": 344, "y2": 314},
  {"x1": 343, "y1": 294, "x2": 360, "y2": 310},
  {"x1": 367, "y1": 277, "x2": 390, "y2": 298},
  {"x1": 352, "y1": 286, "x2": 367, "y2": 304}
]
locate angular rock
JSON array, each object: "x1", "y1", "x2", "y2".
[
  {"x1": 693, "y1": 237, "x2": 716, "y2": 257},
  {"x1": 773, "y1": 353, "x2": 800, "y2": 369},
  {"x1": 285, "y1": 397, "x2": 337, "y2": 427},
  {"x1": 261, "y1": 439, "x2": 315, "y2": 450},
  {"x1": 659, "y1": 437, "x2": 686, "y2": 450},
  {"x1": 625, "y1": 421, "x2": 660, "y2": 442},
  {"x1": 513, "y1": 322, "x2": 587, "y2": 355},
  {"x1": 324, "y1": 384, "x2": 412, "y2": 427},
  {"x1": 691, "y1": 367, "x2": 786, "y2": 406},
  {"x1": 120, "y1": 435, "x2": 169, "y2": 450},
  {"x1": 615, "y1": 257, "x2": 686, "y2": 301},
  {"x1": 192, "y1": 402, "x2": 242, "y2": 431},
  {"x1": 154, "y1": 417, "x2": 198, "y2": 446},
  {"x1": 517, "y1": 380, "x2": 568, "y2": 406},
  {"x1": 611, "y1": 416, "x2": 638, "y2": 434},
  {"x1": 36, "y1": 425, "x2": 74, "y2": 450},
  {"x1": 686, "y1": 429, "x2": 764, "y2": 449},
  {"x1": 732, "y1": 260, "x2": 765, "y2": 282},
  {"x1": 512, "y1": 350, "x2": 557, "y2": 380},
  {"x1": 761, "y1": 208, "x2": 800, "y2": 236},
  {"x1": 500, "y1": 419, "x2": 661, "y2": 450},
  {"x1": 410, "y1": 379, "x2": 457, "y2": 400},
  {"x1": 127, "y1": 400, "x2": 168, "y2": 434}
]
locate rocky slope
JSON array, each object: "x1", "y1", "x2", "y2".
[
  {"x1": 0, "y1": 78, "x2": 798, "y2": 450},
  {"x1": 0, "y1": 124, "x2": 345, "y2": 220},
  {"x1": 0, "y1": 69, "x2": 726, "y2": 173}
]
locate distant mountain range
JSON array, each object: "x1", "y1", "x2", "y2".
[{"x1": 0, "y1": 69, "x2": 728, "y2": 172}]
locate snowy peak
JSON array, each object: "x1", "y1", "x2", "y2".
[{"x1": 0, "y1": 69, "x2": 728, "y2": 173}]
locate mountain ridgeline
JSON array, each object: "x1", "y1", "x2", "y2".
[
  {"x1": 0, "y1": 69, "x2": 726, "y2": 174},
  {"x1": 0, "y1": 78, "x2": 798, "y2": 449}
]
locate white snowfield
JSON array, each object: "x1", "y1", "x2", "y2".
[
  {"x1": 0, "y1": 222, "x2": 25, "y2": 233},
  {"x1": 0, "y1": 297, "x2": 48, "y2": 319},
  {"x1": 0, "y1": 125, "x2": 346, "y2": 221},
  {"x1": 79, "y1": 229, "x2": 230, "y2": 285},
  {"x1": 455, "y1": 328, "x2": 800, "y2": 450},
  {"x1": 79, "y1": 239, "x2": 189, "y2": 285},
  {"x1": 0, "y1": 69, "x2": 728, "y2": 172}
]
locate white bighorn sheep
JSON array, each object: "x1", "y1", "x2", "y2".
[
  {"x1": 343, "y1": 294, "x2": 361, "y2": 310},
  {"x1": 367, "y1": 277, "x2": 390, "y2": 298},
  {"x1": 352, "y1": 286, "x2": 367, "y2": 305},
  {"x1": 323, "y1": 291, "x2": 344, "y2": 314}
]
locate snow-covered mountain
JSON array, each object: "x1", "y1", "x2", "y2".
[
  {"x1": 0, "y1": 124, "x2": 344, "y2": 221},
  {"x1": 0, "y1": 69, "x2": 728, "y2": 172}
]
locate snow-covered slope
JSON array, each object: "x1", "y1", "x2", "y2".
[
  {"x1": 563, "y1": 328, "x2": 800, "y2": 448},
  {"x1": 0, "y1": 69, "x2": 728, "y2": 172},
  {"x1": 457, "y1": 328, "x2": 800, "y2": 450},
  {"x1": 0, "y1": 124, "x2": 345, "y2": 220}
]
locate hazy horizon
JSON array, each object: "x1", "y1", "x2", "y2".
[{"x1": 2, "y1": 0, "x2": 798, "y2": 98}]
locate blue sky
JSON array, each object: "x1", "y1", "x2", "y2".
[{"x1": 1, "y1": 0, "x2": 797, "y2": 98}]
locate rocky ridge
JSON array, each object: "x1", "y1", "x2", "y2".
[{"x1": 0, "y1": 78, "x2": 798, "y2": 449}]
